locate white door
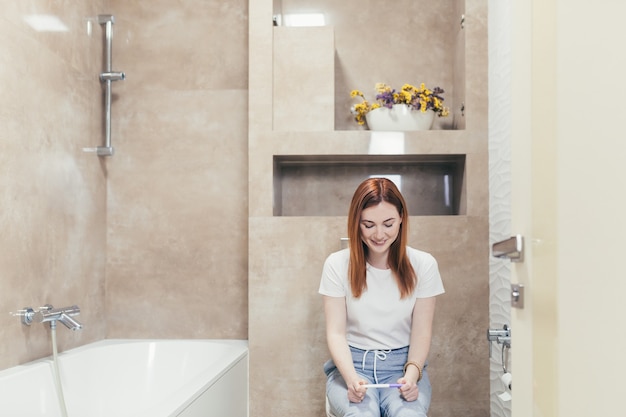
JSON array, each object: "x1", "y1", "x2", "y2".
[{"x1": 509, "y1": 1, "x2": 626, "y2": 416}]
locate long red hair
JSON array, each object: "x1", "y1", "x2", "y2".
[{"x1": 347, "y1": 178, "x2": 416, "y2": 298}]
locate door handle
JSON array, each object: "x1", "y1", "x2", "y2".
[{"x1": 492, "y1": 235, "x2": 524, "y2": 262}]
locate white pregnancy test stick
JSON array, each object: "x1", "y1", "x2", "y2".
[{"x1": 362, "y1": 383, "x2": 404, "y2": 388}]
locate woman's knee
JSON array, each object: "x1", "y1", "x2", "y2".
[
  {"x1": 326, "y1": 392, "x2": 381, "y2": 417},
  {"x1": 383, "y1": 400, "x2": 428, "y2": 417}
]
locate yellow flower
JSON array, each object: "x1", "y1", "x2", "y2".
[
  {"x1": 375, "y1": 83, "x2": 392, "y2": 94},
  {"x1": 350, "y1": 82, "x2": 449, "y2": 125}
]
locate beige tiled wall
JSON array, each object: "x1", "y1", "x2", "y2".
[
  {"x1": 273, "y1": 26, "x2": 335, "y2": 131},
  {"x1": 104, "y1": 1, "x2": 249, "y2": 339},
  {"x1": 0, "y1": 1, "x2": 108, "y2": 369},
  {"x1": 250, "y1": 2, "x2": 489, "y2": 417},
  {"x1": 2, "y1": 2, "x2": 489, "y2": 417},
  {"x1": 0, "y1": 0, "x2": 249, "y2": 371}
]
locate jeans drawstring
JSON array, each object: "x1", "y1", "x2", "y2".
[{"x1": 361, "y1": 349, "x2": 391, "y2": 384}]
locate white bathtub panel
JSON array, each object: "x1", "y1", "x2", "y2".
[
  {"x1": 0, "y1": 361, "x2": 61, "y2": 416},
  {"x1": 0, "y1": 339, "x2": 248, "y2": 417},
  {"x1": 59, "y1": 340, "x2": 234, "y2": 416},
  {"x1": 61, "y1": 340, "x2": 246, "y2": 417},
  {"x1": 178, "y1": 355, "x2": 248, "y2": 417}
]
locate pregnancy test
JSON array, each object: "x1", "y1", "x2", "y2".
[{"x1": 362, "y1": 383, "x2": 404, "y2": 388}]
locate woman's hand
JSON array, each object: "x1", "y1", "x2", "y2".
[
  {"x1": 398, "y1": 377, "x2": 419, "y2": 402},
  {"x1": 347, "y1": 380, "x2": 367, "y2": 403}
]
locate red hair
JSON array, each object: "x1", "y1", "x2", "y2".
[{"x1": 347, "y1": 178, "x2": 416, "y2": 298}]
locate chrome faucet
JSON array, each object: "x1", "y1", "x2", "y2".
[
  {"x1": 17, "y1": 304, "x2": 83, "y2": 331},
  {"x1": 487, "y1": 324, "x2": 511, "y2": 357}
]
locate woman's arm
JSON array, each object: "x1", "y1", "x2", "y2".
[
  {"x1": 323, "y1": 295, "x2": 367, "y2": 402},
  {"x1": 398, "y1": 296, "x2": 437, "y2": 401}
]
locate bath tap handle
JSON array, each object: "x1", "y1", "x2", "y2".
[
  {"x1": 10, "y1": 309, "x2": 29, "y2": 317},
  {"x1": 13, "y1": 305, "x2": 81, "y2": 329},
  {"x1": 11, "y1": 307, "x2": 36, "y2": 325},
  {"x1": 10, "y1": 308, "x2": 35, "y2": 324},
  {"x1": 32, "y1": 305, "x2": 81, "y2": 323}
]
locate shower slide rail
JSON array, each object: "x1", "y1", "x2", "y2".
[{"x1": 84, "y1": 14, "x2": 125, "y2": 157}]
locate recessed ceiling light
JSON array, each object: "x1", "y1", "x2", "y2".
[{"x1": 283, "y1": 13, "x2": 325, "y2": 27}]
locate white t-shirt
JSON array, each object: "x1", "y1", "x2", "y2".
[{"x1": 319, "y1": 247, "x2": 445, "y2": 350}]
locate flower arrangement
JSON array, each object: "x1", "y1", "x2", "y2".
[{"x1": 350, "y1": 83, "x2": 450, "y2": 125}]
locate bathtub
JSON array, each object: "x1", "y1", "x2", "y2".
[{"x1": 0, "y1": 339, "x2": 248, "y2": 417}]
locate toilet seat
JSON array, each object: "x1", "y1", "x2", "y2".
[{"x1": 325, "y1": 396, "x2": 338, "y2": 417}]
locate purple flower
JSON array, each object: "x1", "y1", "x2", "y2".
[{"x1": 375, "y1": 90, "x2": 396, "y2": 109}]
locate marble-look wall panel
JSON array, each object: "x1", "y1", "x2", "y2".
[
  {"x1": 465, "y1": 0, "x2": 488, "y2": 132},
  {"x1": 453, "y1": 0, "x2": 467, "y2": 130},
  {"x1": 0, "y1": 0, "x2": 107, "y2": 370},
  {"x1": 107, "y1": 1, "x2": 248, "y2": 91},
  {"x1": 249, "y1": 217, "x2": 338, "y2": 417},
  {"x1": 105, "y1": 0, "x2": 249, "y2": 339},
  {"x1": 273, "y1": 26, "x2": 335, "y2": 131},
  {"x1": 424, "y1": 216, "x2": 489, "y2": 417}
]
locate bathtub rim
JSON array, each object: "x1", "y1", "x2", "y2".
[
  {"x1": 58, "y1": 337, "x2": 248, "y2": 355},
  {"x1": 67, "y1": 338, "x2": 249, "y2": 417},
  {"x1": 0, "y1": 338, "x2": 249, "y2": 417}
]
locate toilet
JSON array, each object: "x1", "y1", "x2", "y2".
[{"x1": 326, "y1": 396, "x2": 337, "y2": 417}]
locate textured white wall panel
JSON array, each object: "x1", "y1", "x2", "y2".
[{"x1": 488, "y1": 1, "x2": 512, "y2": 416}]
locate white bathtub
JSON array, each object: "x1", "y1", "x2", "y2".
[{"x1": 0, "y1": 339, "x2": 248, "y2": 417}]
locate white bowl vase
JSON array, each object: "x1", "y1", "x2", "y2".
[{"x1": 365, "y1": 104, "x2": 435, "y2": 131}]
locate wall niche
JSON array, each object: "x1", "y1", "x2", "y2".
[
  {"x1": 274, "y1": 154, "x2": 465, "y2": 216},
  {"x1": 272, "y1": 0, "x2": 466, "y2": 131}
]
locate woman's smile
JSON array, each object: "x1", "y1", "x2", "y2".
[{"x1": 360, "y1": 201, "x2": 402, "y2": 260}]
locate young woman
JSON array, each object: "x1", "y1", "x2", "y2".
[{"x1": 320, "y1": 178, "x2": 445, "y2": 417}]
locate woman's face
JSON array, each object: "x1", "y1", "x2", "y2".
[{"x1": 359, "y1": 201, "x2": 402, "y2": 257}]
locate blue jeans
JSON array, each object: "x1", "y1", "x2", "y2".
[{"x1": 324, "y1": 346, "x2": 431, "y2": 417}]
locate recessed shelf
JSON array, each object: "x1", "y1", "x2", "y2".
[
  {"x1": 273, "y1": 154, "x2": 465, "y2": 216},
  {"x1": 271, "y1": 2, "x2": 466, "y2": 131}
]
